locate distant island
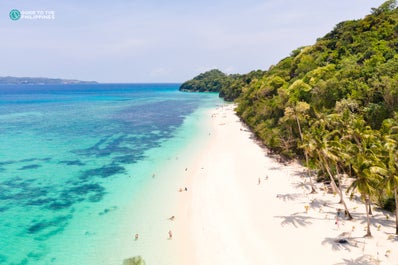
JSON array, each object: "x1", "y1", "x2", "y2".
[{"x1": 0, "y1": 76, "x2": 97, "y2": 85}]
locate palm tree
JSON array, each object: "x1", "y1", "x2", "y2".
[
  {"x1": 305, "y1": 115, "x2": 353, "y2": 219},
  {"x1": 382, "y1": 142, "x2": 398, "y2": 235},
  {"x1": 379, "y1": 118, "x2": 398, "y2": 235},
  {"x1": 286, "y1": 101, "x2": 317, "y2": 193},
  {"x1": 317, "y1": 140, "x2": 354, "y2": 220},
  {"x1": 348, "y1": 128, "x2": 384, "y2": 237}
]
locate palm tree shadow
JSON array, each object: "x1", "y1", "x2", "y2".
[
  {"x1": 275, "y1": 212, "x2": 313, "y2": 227},
  {"x1": 268, "y1": 166, "x2": 283, "y2": 171},
  {"x1": 322, "y1": 237, "x2": 356, "y2": 252},
  {"x1": 292, "y1": 181, "x2": 310, "y2": 190},
  {"x1": 309, "y1": 198, "x2": 330, "y2": 211},
  {"x1": 371, "y1": 212, "x2": 395, "y2": 229},
  {"x1": 334, "y1": 255, "x2": 379, "y2": 265},
  {"x1": 276, "y1": 193, "x2": 303, "y2": 202},
  {"x1": 353, "y1": 212, "x2": 395, "y2": 231}
]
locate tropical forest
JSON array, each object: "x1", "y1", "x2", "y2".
[{"x1": 180, "y1": 0, "x2": 398, "y2": 235}]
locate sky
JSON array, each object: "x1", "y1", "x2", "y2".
[{"x1": 0, "y1": 0, "x2": 387, "y2": 83}]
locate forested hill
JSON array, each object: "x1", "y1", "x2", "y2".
[
  {"x1": 179, "y1": 69, "x2": 226, "y2": 92},
  {"x1": 179, "y1": 69, "x2": 265, "y2": 101},
  {"x1": 181, "y1": 1, "x2": 398, "y2": 217},
  {"x1": 181, "y1": 0, "x2": 398, "y2": 156}
]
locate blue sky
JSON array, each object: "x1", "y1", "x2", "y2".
[{"x1": 0, "y1": 0, "x2": 387, "y2": 83}]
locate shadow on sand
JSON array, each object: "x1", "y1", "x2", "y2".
[
  {"x1": 334, "y1": 255, "x2": 380, "y2": 265},
  {"x1": 275, "y1": 212, "x2": 313, "y2": 227}
]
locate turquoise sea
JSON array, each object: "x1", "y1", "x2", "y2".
[{"x1": 0, "y1": 84, "x2": 220, "y2": 265}]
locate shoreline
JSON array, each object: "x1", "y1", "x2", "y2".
[{"x1": 173, "y1": 104, "x2": 397, "y2": 265}]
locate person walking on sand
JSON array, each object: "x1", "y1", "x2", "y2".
[
  {"x1": 335, "y1": 217, "x2": 340, "y2": 230},
  {"x1": 168, "y1": 230, "x2": 173, "y2": 239}
]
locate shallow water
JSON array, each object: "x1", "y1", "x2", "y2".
[{"x1": 0, "y1": 84, "x2": 220, "y2": 265}]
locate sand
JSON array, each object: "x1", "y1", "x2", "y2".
[{"x1": 171, "y1": 103, "x2": 398, "y2": 265}]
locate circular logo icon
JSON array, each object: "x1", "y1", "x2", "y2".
[{"x1": 9, "y1": 9, "x2": 21, "y2": 21}]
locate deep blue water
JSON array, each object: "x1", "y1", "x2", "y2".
[{"x1": 0, "y1": 84, "x2": 218, "y2": 265}]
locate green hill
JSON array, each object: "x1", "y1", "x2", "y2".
[
  {"x1": 181, "y1": 0, "x2": 398, "y2": 220},
  {"x1": 235, "y1": 0, "x2": 398, "y2": 156},
  {"x1": 182, "y1": 0, "x2": 398, "y2": 156},
  {"x1": 179, "y1": 69, "x2": 227, "y2": 92}
]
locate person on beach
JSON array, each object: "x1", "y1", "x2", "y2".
[
  {"x1": 335, "y1": 217, "x2": 340, "y2": 230},
  {"x1": 168, "y1": 230, "x2": 173, "y2": 239},
  {"x1": 258, "y1": 178, "x2": 261, "y2": 185},
  {"x1": 135, "y1": 234, "x2": 139, "y2": 240},
  {"x1": 168, "y1": 215, "x2": 175, "y2": 221}
]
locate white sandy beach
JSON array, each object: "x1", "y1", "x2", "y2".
[{"x1": 171, "y1": 104, "x2": 398, "y2": 265}]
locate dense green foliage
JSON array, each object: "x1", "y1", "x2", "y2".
[
  {"x1": 235, "y1": 3, "x2": 398, "y2": 156},
  {"x1": 179, "y1": 69, "x2": 227, "y2": 92},
  {"x1": 181, "y1": 1, "x2": 398, "y2": 233},
  {"x1": 179, "y1": 69, "x2": 264, "y2": 100}
]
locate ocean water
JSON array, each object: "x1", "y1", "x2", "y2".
[{"x1": 0, "y1": 84, "x2": 220, "y2": 265}]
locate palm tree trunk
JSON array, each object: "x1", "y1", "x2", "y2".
[
  {"x1": 336, "y1": 166, "x2": 353, "y2": 220},
  {"x1": 320, "y1": 155, "x2": 353, "y2": 219},
  {"x1": 368, "y1": 199, "x2": 373, "y2": 215},
  {"x1": 305, "y1": 152, "x2": 317, "y2": 193},
  {"x1": 296, "y1": 115, "x2": 316, "y2": 193},
  {"x1": 395, "y1": 188, "x2": 398, "y2": 235},
  {"x1": 341, "y1": 198, "x2": 353, "y2": 220},
  {"x1": 365, "y1": 195, "x2": 372, "y2": 237},
  {"x1": 322, "y1": 157, "x2": 339, "y2": 194},
  {"x1": 336, "y1": 166, "x2": 344, "y2": 203}
]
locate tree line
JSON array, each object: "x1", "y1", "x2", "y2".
[{"x1": 179, "y1": 0, "x2": 398, "y2": 235}]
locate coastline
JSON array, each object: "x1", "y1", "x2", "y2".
[
  {"x1": 98, "y1": 99, "x2": 221, "y2": 265},
  {"x1": 173, "y1": 104, "x2": 397, "y2": 265}
]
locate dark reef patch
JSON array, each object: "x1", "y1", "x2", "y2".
[
  {"x1": 18, "y1": 164, "x2": 42, "y2": 170},
  {"x1": 27, "y1": 215, "x2": 71, "y2": 235},
  {"x1": 69, "y1": 183, "x2": 105, "y2": 195},
  {"x1": 73, "y1": 135, "x2": 133, "y2": 158},
  {"x1": 0, "y1": 206, "x2": 10, "y2": 212},
  {"x1": 59, "y1": 160, "x2": 85, "y2": 166},
  {"x1": 20, "y1": 158, "x2": 38, "y2": 163},
  {"x1": 0, "y1": 177, "x2": 49, "y2": 202},
  {"x1": 80, "y1": 165, "x2": 126, "y2": 179},
  {"x1": 112, "y1": 154, "x2": 146, "y2": 164},
  {"x1": 0, "y1": 160, "x2": 16, "y2": 166},
  {"x1": 26, "y1": 197, "x2": 54, "y2": 207},
  {"x1": 98, "y1": 205, "x2": 118, "y2": 216},
  {"x1": 46, "y1": 199, "x2": 75, "y2": 210},
  {"x1": 0, "y1": 254, "x2": 7, "y2": 263}
]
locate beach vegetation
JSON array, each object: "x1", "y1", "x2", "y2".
[
  {"x1": 180, "y1": 0, "x2": 398, "y2": 235},
  {"x1": 122, "y1": 256, "x2": 146, "y2": 265},
  {"x1": 179, "y1": 69, "x2": 227, "y2": 93}
]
